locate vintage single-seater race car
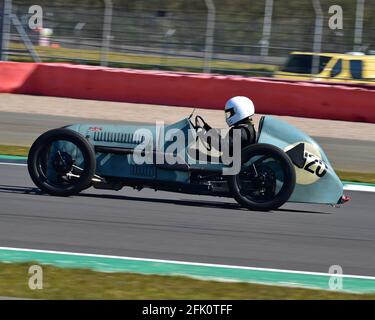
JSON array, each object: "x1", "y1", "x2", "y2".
[{"x1": 27, "y1": 113, "x2": 349, "y2": 211}]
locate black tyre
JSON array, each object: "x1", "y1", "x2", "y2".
[
  {"x1": 28, "y1": 128, "x2": 96, "y2": 196},
  {"x1": 228, "y1": 143, "x2": 296, "y2": 211}
]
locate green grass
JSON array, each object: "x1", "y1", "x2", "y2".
[
  {"x1": 0, "y1": 145, "x2": 29, "y2": 157},
  {"x1": 0, "y1": 262, "x2": 374, "y2": 299},
  {"x1": 336, "y1": 171, "x2": 375, "y2": 184},
  {"x1": 9, "y1": 42, "x2": 278, "y2": 76},
  {"x1": 0, "y1": 144, "x2": 374, "y2": 184}
]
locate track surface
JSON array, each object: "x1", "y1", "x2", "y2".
[
  {"x1": 1, "y1": 111, "x2": 375, "y2": 172},
  {"x1": 1, "y1": 164, "x2": 375, "y2": 276}
]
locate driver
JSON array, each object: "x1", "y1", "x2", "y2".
[
  {"x1": 195, "y1": 96, "x2": 256, "y2": 158},
  {"x1": 224, "y1": 96, "x2": 257, "y2": 152}
]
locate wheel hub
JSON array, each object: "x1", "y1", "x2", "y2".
[
  {"x1": 257, "y1": 167, "x2": 276, "y2": 196},
  {"x1": 52, "y1": 151, "x2": 73, "y2": 174}
]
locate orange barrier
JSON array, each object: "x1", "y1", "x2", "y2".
[{"x1": 1, "y1": 61, "x2": 375, "y2": 123}]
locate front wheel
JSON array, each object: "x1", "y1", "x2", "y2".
[
  {"x1": 28, "y1": 128, "x2": 96, "y2": 196},
  {"x1": 228, "y1": 144, "x2": 296, "y2": 211}
]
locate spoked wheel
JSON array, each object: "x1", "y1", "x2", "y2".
[
  {"x1": 228, "y1": 144, "x2": 296, "y2": 211},
  {"x1": 27, "y1": 128, "x2": 96, "y2": 196}
]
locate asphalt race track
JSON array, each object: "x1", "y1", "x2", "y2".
[
  {"x1": 1, "y1": 111, "x2": 375, "y2": 172},
  {"x1": 1, "y1": 163, "x2": 375, "y2": 277}
]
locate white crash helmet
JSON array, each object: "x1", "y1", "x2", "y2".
[{"x1": 225, "y1": 96, "x2": 255, "y2": 126}]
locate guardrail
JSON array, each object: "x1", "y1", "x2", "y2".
[{"x1": 1, "y1": 61, "x2": 374, "y2": 123}]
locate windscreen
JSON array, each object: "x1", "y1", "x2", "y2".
[{"x1": 282, "y1": 54, "x2": 331, "y2": 74}]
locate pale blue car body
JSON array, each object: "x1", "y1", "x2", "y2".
[{"x1": 64, "y1": 115, "x2": 344, "y2": 205}]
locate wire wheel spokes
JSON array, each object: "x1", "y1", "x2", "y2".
[
  {"x1": 37, "y1": 140, "x2": 86, "y2": 188},
  {"x1": 228, "y1": 144, "x2": 296, "y2": 211},
  {"x1": 28, "y1": 128, "x2": 96, "y2": 197},
  {"x1": 239, "y1": 154, "x2": 285, "y2": 203}
]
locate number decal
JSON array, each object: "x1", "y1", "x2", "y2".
[
  {"x1": 285, "y1": 142, "x2": 328, "y2": 185},
  {"x1": 304, "y1": 159, "x2": 316, "y2": 174},
  {"x1": 303, "y1": 152, "x2": 327, "y2": 178},
  {"x1": 316, "y1": 162, "x2": 327, "y2": 178}
]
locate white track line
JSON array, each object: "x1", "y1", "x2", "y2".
[
  {"x1": 0, "y1": 162, "x2": 26, "y2": 166},
  {"x1": 344, "y1": 184, "x2": 375, "y2": 193},
  {"x1": 0, "y1": 246, "x2": 375, "y2": 280}
]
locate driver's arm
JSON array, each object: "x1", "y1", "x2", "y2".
[{"x1": 196, "y1": 121, "x2": 222, "y2": 152}]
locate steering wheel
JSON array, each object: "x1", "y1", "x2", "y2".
[
  {"x1": 194, "y1": 115, "x2": 213, "y2": 151},
  {"x1": 194, "y1": 115, "x2": 210, "y2": 133}
]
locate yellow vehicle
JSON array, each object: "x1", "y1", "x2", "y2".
[{"x1": 274, "y1": 51, "x2": 375, "y2": 84}]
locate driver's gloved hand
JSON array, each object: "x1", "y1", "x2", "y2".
[
  {"x1": 202, "y1": 122, "x2": 212, "y2": 132},
  {"x1": 198, "y1": 128, "x2": 222, "y2": 152}
]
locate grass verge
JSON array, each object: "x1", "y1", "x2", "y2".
[
  {"x1": 336, "y1": 171, "x2": 375, "y2": 184},
  {"x1": 1, "y1": 144, "x2": 374, "y2": 184},
  {"x1": 0, "y1": 145, "x2": 29, "y2": 157},
  {"x1": 0, "y1": 262, "x2": 374, "y2": 299}
]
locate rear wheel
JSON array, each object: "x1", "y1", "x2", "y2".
[
  {"x1": 28, "y1": 128, "x2": 96, "y2": 196},
  {"x1": 228, "y1": 144, "x2": 296, "y2": 211}
]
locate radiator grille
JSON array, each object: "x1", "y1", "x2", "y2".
[{"x1": 93, "y1": 132, "x2": 143, "y2": 144}]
